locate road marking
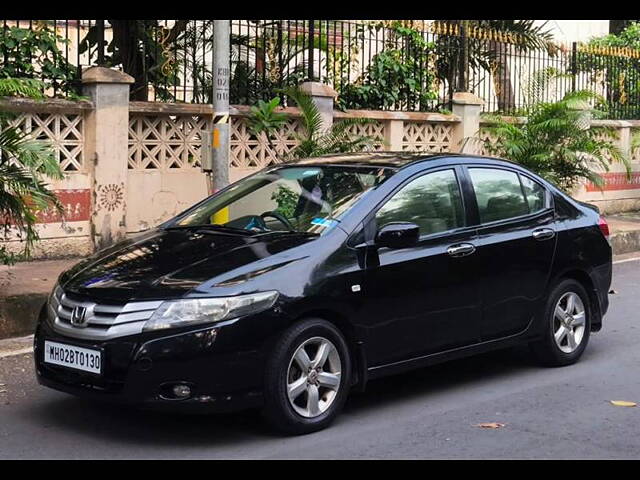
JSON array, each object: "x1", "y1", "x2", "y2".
[
  {"x1": 613, "y1": 256, "x2": 640, "y2": 265},
  {"x1": 0, "y1": 346, "x2": 33, "y2": 359}
]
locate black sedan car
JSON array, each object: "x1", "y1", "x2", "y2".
[{"x1": 35, "y1": 153, "x2": 612, "y2": 434}]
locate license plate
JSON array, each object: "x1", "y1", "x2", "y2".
[{"x1": 44, "y1": 340, "x2": 102, "y2": 374}]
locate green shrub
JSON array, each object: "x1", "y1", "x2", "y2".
[{"x1": 479, "y1": 90, "x2": 630, "y2": 192}]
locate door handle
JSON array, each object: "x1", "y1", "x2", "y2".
[
  {"x1": 532, "y1": 228, "x2": 555, "y2": 241},
  {"x1": 447, "y1": 243, "x2": 476, "y2": 257}
]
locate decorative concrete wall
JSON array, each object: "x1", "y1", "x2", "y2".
[
  {"x1": 4, "y1": 69, "x2": 640, "y2": 260},
  {"x1": 575, "y1": 120, "x2": 640, "y2": 214},
  {"x1": 0, "y1": 98, "x2": 94, "y2": 258},
  {"x1": 126, "y1": 103, "x2": 211, "y2": 234}
]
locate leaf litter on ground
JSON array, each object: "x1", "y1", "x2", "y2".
[
  {"x1": 610, "y1": 400, "x2": 637, "y2": 407},
  {"x1": 474, "y1": 422, "x2": 506, "y2": 429}
]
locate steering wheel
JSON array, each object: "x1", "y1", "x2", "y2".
[{"x1": 260, "y1": 211, "x2": 295, "y2": 232}]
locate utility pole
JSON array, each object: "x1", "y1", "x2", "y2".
[{"x1": 209, "y1": 19, "x2": 230, "y2": 194}]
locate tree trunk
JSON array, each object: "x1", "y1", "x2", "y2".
[
  {"x1": 107, "y1": 20, "x2": 189, "y2": 101},
  {"x1": 488, "y1": 41, "x2": 516, "y2": 112},
  {"x1": 108, "y1": 20, "x2": 148, "y2": 101},
  {"x1": 610, "y1": 20, "x2": 632, "y2": 35}
]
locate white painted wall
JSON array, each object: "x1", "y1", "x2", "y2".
[{"x1": 534, "y1": 20, "x2": 610, "y2": 44}]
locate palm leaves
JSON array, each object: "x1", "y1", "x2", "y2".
[
  {"x1": 519, "y1": 67, "x2": 571, "y2": 110},
  {"x1": 0, "y1": 78, "x2": 45, "y2": 99},
  {"x1": 246, "y1": 86, "x2": 377, "y2": 162},
  {"x1": 281, "y1": 86, "x2": 375, "y2": 160},
  {"x1": 481, "y1": 88, "x2": 630, "y2": 192},
  {"x1": 478, "y1": 20, "x2": 555, "y2": 52},
  {"x1": 1, "y1": 78, "x2": 63, "y2": 265},
  {"x1": 247, "y1": 97, "x2": 289, "y2": 152}
]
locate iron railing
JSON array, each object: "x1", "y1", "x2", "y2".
[{"x1": 2, "y1": 19, "x2": 640, "y2": 119}]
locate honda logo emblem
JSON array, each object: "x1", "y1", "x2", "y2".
[{"x1": 70, "y1": 306, "x2": 88, "y2": 327}]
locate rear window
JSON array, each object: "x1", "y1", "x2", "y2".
[
  {"x1": 520, "y1": 175, "x2": 546, "y2": 213},
  {"x1": 469, "y1": 168, "x2": 529, "y2": 223}
]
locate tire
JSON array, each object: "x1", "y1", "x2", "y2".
[
  {"x1": 530, "y1": 278, "x2": 592, "y2": 367},
  {"x1": 262, "y1": 318, "x2": 352, "y2": 435}
]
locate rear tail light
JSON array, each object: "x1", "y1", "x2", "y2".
[{"x1": 598, "y1": 216, "x2": 610, "y2": 241}]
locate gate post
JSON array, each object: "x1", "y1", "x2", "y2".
[
  {"x1": 299, "y1": 82, "x2": 337, "y2": 133},
  {"x1": 82, "y1": 67, "x2": 134, "y2": 251},
  {"x1": 451, "y1": 92, "x2": 484, "y2": 154}
]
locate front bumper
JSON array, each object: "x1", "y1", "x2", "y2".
[{"x1": 34, "y1": 306, "x2": 267, "y2": 412}]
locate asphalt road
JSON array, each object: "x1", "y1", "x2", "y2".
[{"x1": 1, "y1": 259, "x2": 640, "y2": 459}]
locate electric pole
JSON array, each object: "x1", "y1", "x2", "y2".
[{"x1": 210, "y1": 19, "x2": 230, "y2": 194}]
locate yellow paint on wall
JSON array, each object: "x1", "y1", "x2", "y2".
[
  {"x1": 211, "y1": 207, "x2": 229, "y2": 224},
  {"x1": 213, "y1": 129, "x2": 220, "y2": 148}
]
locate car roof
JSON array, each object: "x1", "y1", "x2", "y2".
[
  {"x1": 291, "y1": 152, "x2": 515, "y2": 169},
  {"x1": 294, "y1": 152, "x2": 438, "y2": 168}
]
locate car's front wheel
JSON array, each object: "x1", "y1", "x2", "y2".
[
  {"x1": 530, "y1": 278, "x2": 591, "y2": 367},
  {"x1": 262, "y1": 318, "x2": 351, "y2": 435}
]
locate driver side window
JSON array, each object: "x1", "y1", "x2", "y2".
[{"x1": 375, "y1": 169, "x2": 465, "y2": 236}]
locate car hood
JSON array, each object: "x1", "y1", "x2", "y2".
[{"x1": 59, "y1": 228, "x2": 318, "y2": 302}]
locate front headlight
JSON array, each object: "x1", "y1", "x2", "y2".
[{"x1": 142, "y1": 291, "x2": 279, "y2": 332}]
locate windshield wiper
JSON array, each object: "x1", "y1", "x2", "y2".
[
  {"x1": 256, "y1": 230, "x2": 320, "y2": 237},
  {"x1": 164, "y1": 224, "x2": 255, "y2": 236}
]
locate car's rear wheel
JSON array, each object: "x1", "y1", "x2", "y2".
[
  {"x1": 262, "y1": 318, "x2": 351, "y2": 435},
  {"x1": 530, "y1": 279, "x2": 591, "y2": 367}
]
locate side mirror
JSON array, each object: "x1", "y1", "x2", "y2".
[{"x1": 376, "y1": 222, "x2": 420, "y2": 249}]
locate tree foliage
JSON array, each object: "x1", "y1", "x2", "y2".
[
  {"x1": 337, "y1": 22, "x2": 437, "y2": 111},
  {"x1": 0, "y1": 78, "x2": 64, "y2": 265},
  {"x1": 433, "y1": 20, "x2": 555, "y2": 111},
  {"x1": 282, "y1": 86, "x2": 375, "y2": 160},
  {"x1": 79, "y1": 20, "x2": 189, "y2": 101},
  {"x1": 480, "y1": 89, "x2": 630, "y2": 192},
  {"x1": 577, "y1": 22, "x2": 640, "y2": 117},
  {"x1": 246, "y1": 97, "x2": 289, "y2": 151},
  {"x1": 0, "y1": 23, "x2": 79, "y2": 98},
  {"x1": 246, "y1": 86, "x2": 376, "y2": 161}
]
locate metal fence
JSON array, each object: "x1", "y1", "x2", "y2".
[
  {"x1": 3, "y1": 19, "x2": 640, "y2": 119},
  {"x1": 229, "y1": 20, "x2": 466, "y2": 112}
]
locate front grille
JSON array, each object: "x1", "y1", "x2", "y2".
[{"x1": 48, "y1": 285, "x2": 162, "y2": 340}]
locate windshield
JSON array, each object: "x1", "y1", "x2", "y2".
[{"x1": 173, "y1": 165, "x2": 395, "y2": 235}]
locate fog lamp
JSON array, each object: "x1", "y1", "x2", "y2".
[{"x1": 172, "y1": 384, "x2": 192, "y2": 399}]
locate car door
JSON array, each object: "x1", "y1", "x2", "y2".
[
  {"x1": 465, "y1": 166, "x2": 557, "y2": 340},
  {"x1": 360, "y1": 167, "x2": 482, "y2": 366}
]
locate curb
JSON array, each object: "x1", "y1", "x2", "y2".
[
  {"x1": 610, "y1": 230, "x2": 640, "y2": 256},
  {"x1": 0, "y1": 334, "x2": 34, "y2": 358},
  {"x1": 0, "y1": 294, "x2": 46, "y2": 340}
]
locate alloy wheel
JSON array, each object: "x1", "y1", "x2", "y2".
[
  {"x1": 286, "y1": 336, "x2": 342, "y2": 418},
  {"x1": 553, "y1": 292, "x2": 586, "y2": 354}
]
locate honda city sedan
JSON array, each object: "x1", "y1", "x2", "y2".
[{"x1": 34, "y1": 153, "x2": 612, "y2": 434}]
